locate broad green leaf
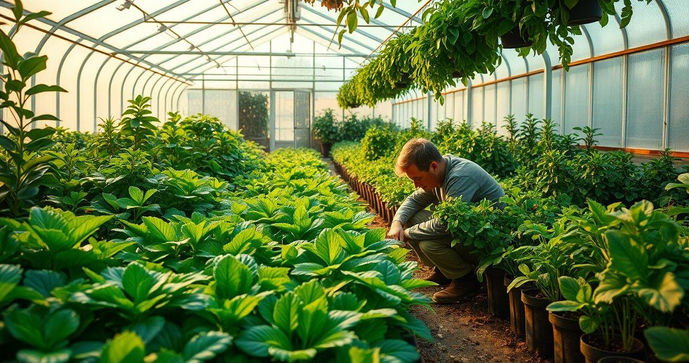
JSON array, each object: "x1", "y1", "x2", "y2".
[
  {"x1": 122, "y1": 262, "x2": 158, "y2": 303},
  {"x1": 296, "y1": 298, "x2": 328, "y2": 347},
  {"x1": 0, "y1": 264, "x2": 22, "y2": 302},
  {"x1": 644, "y1": 327, "x2": 689, "y2": 362},
  {"x1": 579, "y1": 315, "x2": 598, "y2": 334},
  {"x1": 44, "y1": 309, "x2": 80, "y2": 349},
  {"x1": 377, "y1": 339, "x2": 419, "y2": 363},
  {"x1": 315, "y1": 230, "x2": 345, "y2": 265},
  {"x1": 23, "y1": 269, "x2": 66, "y2": 297},
  {"x1": 235, "y1": 325, "x2": 292, "y2": 358},
  {"x1": 142, "y1": 217, "x2": 177, "y2": 242},
  {"x1": 637, "y1": 272, "x2": 684, "y2": 313},
  {"x1": 546, "y1": 300, "x2": 583, "y2": 312},
  {"x1": 182, "y1": 331, "x2": 233, "y2": 363},
  {"x1": 16, "y1": 349, "x2": 71, "y2": 363},
  {"x1": 101, "y1": 331, "x2": 145, "y2": 363},
  {"x1": 294, "y1": 280, "x2": 325, "y2": 304},
  {"x1": 18, "y1": 56, "x2": 48, "y2": 80},
  {"x1": 129, "y1": 186, "x2": 144, "y2": 204},
  {"x1": 5, "y1": 308, "x2": 46, "y2": 349},
  {"x1": 606, "y1": 230, "x2": 647, "y2": 280},
  {"x1": 273, "y1": 293, "x2": 300, "y2": 335},
  {"x1": 25, "y1": 84, "x2": 66, "y2": 96},
  {"x1": 129, "y1": 316, "x2": 166, "y2": 344},
  {"x1": 214, "y1": 255, "x2": 254, "y2": 300},
  {"x1": 558, "y1": 276, "x2": 580, "y2": 302},
  {"x1": 349, "y1": 346, "x2": 380, "y2": 363}
]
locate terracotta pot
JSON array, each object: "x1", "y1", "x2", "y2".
[
  {"x1": 567, "y1": 0, "x2": 602, "y2": 25},
  {"x1": 505, "y1": 275, "x2": 526, "y2": 337},
  {"x1": 550, "y1": 311, "x2": 585, "y2": 363},
  {"x1": 501, "y1": 27, "x2": 532, "y2": 48},
  {"x1": 522, "y1": 289, "x2": 554, "y2": 358},
  {"x1": 319, "y1": 142, "x2": 332, "y2": 158},
  {"x1": 484, "y1": 268, "x2": 509, "y2": 319},
  {"x1": 580, "y1": 335, "x2": 646, "y2": 363},
  {"x1": 596, "y1": 357, "x2": 645, "y2": 363}
]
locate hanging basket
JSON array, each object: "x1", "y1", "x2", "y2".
[
  {"x1": 567, "y1": 0, "x2": 602, "y2": 25},
  {"x1": 501, "y1": 27, "x2": 532, "y2": 49}
]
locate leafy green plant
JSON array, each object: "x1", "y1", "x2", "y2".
[
  {"x1": 312, "y1": 109, "x2": 340, "y2": 145},
  {"x1": 574, "y1": 126, "x2": 602, "y2": 152},
  {"x1": 119, "y1": 95, "x2": 158, "y2": 150},
  {"x1": 0, "y1": 2, "x2": 66, "y2": 215},
  {"x1": 644, "y1": 327, "x2": 689, "y2": 362}
]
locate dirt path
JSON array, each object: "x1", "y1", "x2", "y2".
[{"x1": 329, "y1": 161, "x2": 551, "y2": 363}]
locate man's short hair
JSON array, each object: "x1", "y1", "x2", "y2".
[{"x1": 395, "y1": 138, "x2": 443, "y2": 176}]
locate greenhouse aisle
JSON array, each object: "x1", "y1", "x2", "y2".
[{"x1": 352, "y1": 191, "x2": 549, "y2": 363}]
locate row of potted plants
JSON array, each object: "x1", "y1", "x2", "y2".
[
  {"x1": 312, "y1": 109, "x2": 394, "y2": 157},
  {"x1": 329, "y1": 116, "x2": 688, "y2": 362},
  {"x1": 335, "y1": 0, "x2": 650, "y2": 107},
  {"x1": 333, "y1": 159, "x2": 399, "y2": 225}
]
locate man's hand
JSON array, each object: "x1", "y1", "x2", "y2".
[{"x1": 387, "y1": 221, "x2": 405, "y2": 242}]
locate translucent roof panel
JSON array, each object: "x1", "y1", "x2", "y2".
[
  {"x1": 620, "y1": 0, "x2": 669, "y2": 48},
  {"x1": 584, "y1": 20, "x2": 625, "y2": 55},
  {"x1": 664, "y1": 0, "x2": 689, "y2": 37}
]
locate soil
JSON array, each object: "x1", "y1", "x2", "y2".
[
  {"x1": 329, "y1": 160, "x2": 551, "y2": 363},
  {"x1": 366, "y1": 208, "x2": 550, "y2": 363},
  {"x1": 584, "y1": 334, "x2": 640, "y2": 354}
]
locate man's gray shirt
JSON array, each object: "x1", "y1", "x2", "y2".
[{"x1": 392, "y1": 155, "x2": 505, "y2": 240}]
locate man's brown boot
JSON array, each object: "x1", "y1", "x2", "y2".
[
  {"x1": 432, "y1": 273, "x2": 482, "y2": 304},
  {"x1": 424, "y1": 267, "x2": 452, "y2": 286}
]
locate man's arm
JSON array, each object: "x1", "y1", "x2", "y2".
[
  {"x1": 404, "y1": 176, "x2": 480, "y2": 240},
  {"x1": 391, "y1": 188, "x2": 437, "y2": 226}
]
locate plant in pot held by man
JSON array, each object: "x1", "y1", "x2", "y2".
[{"x1": 312, "y1": 109, "x2": 340, "y2": 157}]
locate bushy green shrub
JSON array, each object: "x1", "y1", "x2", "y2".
[
  {"x1": 312, "y1": 108, "x2": 340, "y2": 144},
  {"x1": 361, "y1": 124, "x2": 398, "y2": 161}
]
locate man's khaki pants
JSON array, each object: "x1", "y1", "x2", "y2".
[{"x1": 404, "y1": 210, "x2": 478, "y2": 280}]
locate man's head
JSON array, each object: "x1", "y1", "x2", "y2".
[{"x1": 395, "y1": 138, "x2": 445, "y2": 192}]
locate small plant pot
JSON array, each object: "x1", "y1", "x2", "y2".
[
  {"x1": 549, "y1": 311, "x2": 584, "y2": 363},
  {"x1": 484, "y1": 268, "x2": 509, "y2": 319},
  {"x1": 567, "y1": 0, "x2": 602, "y2": 26},
  {"x1": 505, "y1": 275, "x2": 526, "y2": 337},
  {"x1": 501, "y1": 27, "x2": 532, "y2": 49},
  {"x1": 596, "y1": 357, "x2": 645, "y2": 363},
  {"x1": 580, "y1": 334, "x2": 646, "y2": 363},
  {"x1": 319, "y1": 142, "x2": 332, "y2": 158},
  {"x1": 522, "y1": 289, "x2": 554, "y2": 358}
]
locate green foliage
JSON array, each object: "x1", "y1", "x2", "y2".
[
  {"x1": 0, "y1": 3, "x2": 65, "y2": 216},
  {"x1": 361, "y1": 124, "x2": 398, "y2": 161},
  {"x1": 644, "y1": 327, "x2": 689, "y2": 362},
  {"x1": 119, "y1": 95, "x2": 158, "y2": 150},
  {"x1": 238, "y1": 91, "x2": 269, "y2": 138},
  {"x1": 312, "y1": 108, "x2": 340, "y2": 144}
]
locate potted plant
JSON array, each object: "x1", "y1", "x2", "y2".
[
  {"x1": 312, "y1": 109, "x2": 340, "y2": 157},
  {"x1": 547, "y1": 201, "x2": 686, "y2": 363}
]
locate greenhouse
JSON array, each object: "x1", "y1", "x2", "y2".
[{"x1": 1, "y1": 0, "x2": 688, "y2": 362}]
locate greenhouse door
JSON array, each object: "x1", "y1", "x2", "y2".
[{"x1": 270, "y1": 90, "x2": 311, "y2": 151}]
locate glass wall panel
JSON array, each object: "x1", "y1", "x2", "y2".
[
  {"x1": 275, "y1": 91, "x2": 295, "y2": 144},
  {"x1": 665, "y1": 0, "x2": 689, "y2": 38},
  {"x1": 510, "y1": 79, "x2": 527, "y2": 123},
  {"x1": 626, "y1": 49, "x2": 664, "y2": 149},
  {"x1": 496, "y1": 82, "x2": 510, "y2": 135},
  {"x1": 484, "y1": 84, "x2": 497, "y2": 126},
  {"x1": 188, "y1": 89, "x2": 203, "y2": 114},
  {"x1": 528, "y1": 73, "x2": 544, "y2": 119},
  {"x1": 551, "y1": 69, "x2": 563, "y2": 129},
  {"x1": 669, "y1": 43, "x2": 689, "y2": 151},
  {"x1": 206, "y1": 90, "x2": 238, "y2": 130},
  {"x1": 454, "y1": 91, "x2": 464, "y2": 123},
  {"x1": 592, "y1": 57, "x2": 624, "y2": 147},
  {"x1": 563, "y1": 65, "x2": 590, "y2": 135},
  {"x1": 584, "y1": 22, "x2": 624, "y2": 56},
  {"x1": 620, "y1": 1, "x2": 668, "y2": 48},
  {"x1": 471, "y1": 86, "x2": 484, "y2": 127}
]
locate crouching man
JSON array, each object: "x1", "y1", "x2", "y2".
[{"x1": 386, "y1": 138, "x2": 505, "y2": 303}]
